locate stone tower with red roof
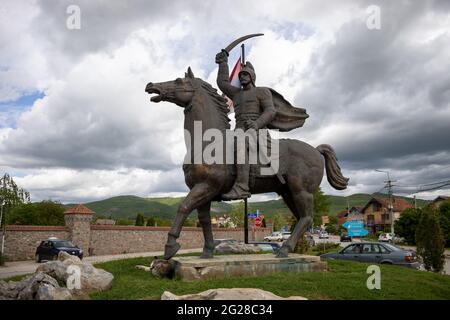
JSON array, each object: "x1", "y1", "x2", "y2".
[{"x1": 64, "y1": 204, "x2": 94, "y2": 256}]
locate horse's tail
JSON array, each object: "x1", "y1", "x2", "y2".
[{"x1": 316, "y1": 144, "x2": 349, "y2": 190}]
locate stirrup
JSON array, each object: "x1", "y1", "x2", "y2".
[{"x1": 222, "y1": 186, "x2": 251, "y2": 200}]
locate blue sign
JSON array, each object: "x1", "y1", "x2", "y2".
[{"x1": 342, "y1": 220, "x2": 369, "y2": 237}]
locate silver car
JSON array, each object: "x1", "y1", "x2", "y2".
[{"x1": 320, "y1": 242, "x2": 420, "y2": 269}]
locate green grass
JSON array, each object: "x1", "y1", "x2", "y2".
[{"x1": 90, "y1": 256, "x2": 450, "y2": 300}]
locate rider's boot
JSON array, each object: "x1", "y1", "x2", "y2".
[{"x1": 222, "y1": 163, "x2": 251, "y2": 200}]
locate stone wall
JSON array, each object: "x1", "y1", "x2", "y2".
[
  {"x1": 2, "y1": 224, "x2": 271, "y2": 261},
  {"x1": 89, "y1": 225, "x2": 270, "y2": 256},
  {"x1": 2, "y1": 226, "x2": 70, "y2": 261}
]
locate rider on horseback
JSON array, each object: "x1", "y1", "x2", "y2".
[{"x1": 216, "y1": 50, "x2": 276, "y2": 200}]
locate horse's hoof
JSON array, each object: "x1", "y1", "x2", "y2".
[
  {"x1": 164, "y1": 242, "x2": 181, "y2": 260},
  {"x1": 200, "y1": 248, "x2": 214, "y2": 259},
  {"x1": 200, "y1": 244, "x2": 215, "y2": 259}
]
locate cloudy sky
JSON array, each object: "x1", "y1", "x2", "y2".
[{"x1": 1, "y1": 0, "x2": 449, "y2": 203}]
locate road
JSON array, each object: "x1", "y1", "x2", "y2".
[
  {"x1": 311, "y1": 235, "x2": 450, "y2": 275},
  {"x1": 0, "y1": 248, "x2": 202, "y2": 280}
]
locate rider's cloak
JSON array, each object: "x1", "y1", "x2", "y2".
[{"x1": 265, "y1": 88, "x2": 309, "y2": 132}]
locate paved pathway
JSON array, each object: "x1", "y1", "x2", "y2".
[{"x1": 0, "y1": 248, "x2": 202, "y2": 280}]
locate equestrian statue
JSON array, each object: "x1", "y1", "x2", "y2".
[{"x1": 145, "y1": 34, "x2": 349, "y2": 261}]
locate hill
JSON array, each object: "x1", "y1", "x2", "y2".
[
  {"x1": 69, "y1": 193, "x2": 429, "y2": 221},
  {"x1": 67, "y1": 195, "x2": 232, "y2": 220}
]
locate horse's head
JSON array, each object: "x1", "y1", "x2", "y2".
[{"x1": 145, "y1": 67, "x2": 197, "y2": 108}]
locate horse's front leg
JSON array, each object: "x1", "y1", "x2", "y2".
[
  {"x1": 164, "y1": 183, "x2": 216, "y2": 260},
  {"x1": 197, "y1": 202, "x2": 215, "y2": 259}
]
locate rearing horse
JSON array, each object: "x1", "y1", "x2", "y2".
[{"x1": 145, "y1": 67, "x2": 348, "y2": 259}]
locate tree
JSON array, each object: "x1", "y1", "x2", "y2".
[
  {"x1": 7, "y1": 201, "x2": 65, "y2": 226},
  {"x1": 227, "y1": 202, "x2": 244, "y2": 228},
  {"x1": 314, "y1": 187, "x2": 330, "y2": 215},
  {"x1": 146, "y1": 216, "x2": 156, "y2": 227},
  {"x1": 415, "y1": 207, "x2": 445, "y2": 272},
  {"x1": 438, "y1": 200, "x2": 450, "y2": 247},
  {"x1": 325, "y1": 224, "x2": 337, "y2": 235},
  {"x1": 313, "y1": 187, "x2": 330, "y2": 227},
  {"x1": 394, "y1": 208, "x2": 422, "y2": 245},
  {"x1": 262, "y1": 217, "x2": 267, "y2": 228},
  {"x1": 135, "y1": 213, "x2": 145, "y2": 226},
  {"x1": 1, "y1": 173, "x2": 31, "y2": 217},
  {"x1": 272, "y1": 212, "x2": 286, "y2": 231}
]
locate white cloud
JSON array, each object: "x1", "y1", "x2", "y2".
[{"x1": 1, "y1": 0, "x2": 449, "y2": 203}]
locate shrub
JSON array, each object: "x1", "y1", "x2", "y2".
[{"x1": 311, "y1": 242, "x2": 340, "y2": 255}]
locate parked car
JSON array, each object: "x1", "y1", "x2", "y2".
[
  {"x1": 35, "y1": 238, "x2": 83, "y2": 262},
  {"x1": 281, "y1": 231, "x2": 291, "y2": 240},
  {"x1": 379, "y1": 233, "x2": 394, "y2": 243},
  {"x1": 319, "y1": 231, "x2": 329, "y2": 239},
  {"x1": 340, "y1": 233, "x2": 352, "y2": 242},
  {"x1": 320, "y1": 242, "x2": 420, "y2": 269},
  {"x1": 264, "y1": 232, "x2": 284, "y2": 242}
]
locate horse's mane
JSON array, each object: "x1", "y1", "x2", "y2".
[{"x1": 197, "y1": 79, "x2": 231, "y2": 129}]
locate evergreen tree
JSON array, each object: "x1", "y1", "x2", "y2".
[
  {"x1": 135, "y1": 213, "x2": 145, "y2": 226},
  {"x1": 415, "y1": 207, "x2": 445, "y2": 272}
]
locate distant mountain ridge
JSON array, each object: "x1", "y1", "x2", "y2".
[{"x1": 65, "y1": 193, "x2": 430, "y2": 221}]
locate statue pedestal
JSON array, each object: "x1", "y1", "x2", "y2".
[{"x1": 172, "y1": 253, "x2": 327, "y2": 281}]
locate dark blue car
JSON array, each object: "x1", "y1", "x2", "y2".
[{"x1": 35, "y1": 238, "x2": 83, "y2": 262}]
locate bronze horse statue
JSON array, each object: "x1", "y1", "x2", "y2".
[{"x1": 145, "y1": 67, "x2": 348, "y2": 260}]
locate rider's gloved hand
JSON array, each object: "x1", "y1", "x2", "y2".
[{"x1": 215, "y1": 50, "x2": 228, "y2": 64}]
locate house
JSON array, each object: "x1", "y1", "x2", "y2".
[
  {"x1": 361, "y1": 196, "x2": 413, "y2": 234},
  {"x1": 337, "y1": 206, "x2": 364, "y2": 226},
  {"x1": 430, "y1": 196, "x2": 449, "y2": 209}
]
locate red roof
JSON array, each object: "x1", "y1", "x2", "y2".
[
  {"x1": 362, "y1": 196, "x2": 413, "y2": 213},
  {"x1": 64, "y1": 204, "x2": 94, "y2": 215}
]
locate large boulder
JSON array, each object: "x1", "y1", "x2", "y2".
[
  {"x1": 214, "y1": 242, "x2": 262, "y2": 254},
  {"x1": 161, "y1": 288, "x2": 307, "y2": 300},
  {"x1": 0, "y1": 272, "x2": 71, "y2": 300}
]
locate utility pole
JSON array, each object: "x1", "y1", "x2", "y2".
[{"x1": 375, "y1": 170, "x2": 396, "y2": 235}]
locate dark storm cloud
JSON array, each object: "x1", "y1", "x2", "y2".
[
  {"x1": 291, "y1": 0, "x2": 450, "y2": 180},
  {"x1": 35, "y1": 0, "x2": 187, "y2": 57}
]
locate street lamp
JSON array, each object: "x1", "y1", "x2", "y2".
[{"x1": 375, "y1": 169, "x2": 395, "y2": 235}]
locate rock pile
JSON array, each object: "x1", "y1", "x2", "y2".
[{"x1": 0, "y1": 251, "x2": 113, "y2": 300}]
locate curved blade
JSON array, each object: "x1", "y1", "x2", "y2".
[{"x1": 223, "y1": 33, "x2": 264, "y2": 55}]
